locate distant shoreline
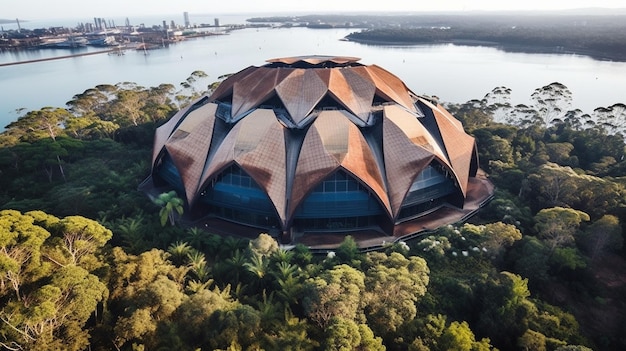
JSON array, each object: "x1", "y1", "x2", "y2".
[{"x1": 344, "y1": 37, "x2": 626, "y2": 62}]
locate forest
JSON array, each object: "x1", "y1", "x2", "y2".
[
  {"x1": 341, "y1": 14, "x2": 626, "y2": 61},
  {"x1": 0, "y1": 71, "x2": 625, "y2": 350}
]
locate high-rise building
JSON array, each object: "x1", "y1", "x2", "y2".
[{"x1": 184, "y1": 12, "x2": 190, "y2": 28}]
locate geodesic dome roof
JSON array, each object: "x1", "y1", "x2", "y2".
[{"x1": 150, "y1": 55, "x2": 479, "y2": 229}]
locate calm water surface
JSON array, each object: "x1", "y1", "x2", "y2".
[{"x1": 2, "y1": 26, "x2": 626, "y2": 127}]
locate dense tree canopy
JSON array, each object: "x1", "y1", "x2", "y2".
[{"x1": 1, "y1": 76, "x2": 625, "y2": 350}]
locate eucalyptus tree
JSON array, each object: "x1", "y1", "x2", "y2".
[
  {"x1": 580, "y1": 215, "x2": 623, "y2": 262},
  {"x1": 0, "y1": 210, "x2": 109, "y2": 351},
  {"x1": 361, "y1": 252, "x2": 430, "y2": 337},
  {"x1": 530, "y1": 82, "x2": 573, "y2": 127},
  {"x1": 1, "y1": 265, "x2": 107, "y2": 351},
  {"x1": 508, "y1": 104, "x2": 539, "y2": 127},
  {"x1": 5, "y1": 107, "x2": 71, "y2": 142},
  {"x1": 44, "y1": 214, "x2": 113, "y2": 268},
  {"x1": 533, "y1": 207, "x2": 590, "y2": 255},
  {"x1": 176, "y1": 70, "x2": 210, "y2": 108},
  {"x1": 66, "y1": 87, "x2": 110, "y2": 116},
  {"x1": 303, "y1": 264, "x2": 366, "y2": 329},
  {"x1": 4, "y1": 108, "x2": 76, "y2": 182},
  {"x1": 482, "y1": 86, "x2": 514, "y2": 124},
  {"x1": 0, "y1": 210, "x2": 51, "y2": 300},
  {"x1": 592, "y1": 103, "x2": 626, "y2": 135},
  {"x1": 109, "y1": 88, "x2": 149, "y2": 127}
]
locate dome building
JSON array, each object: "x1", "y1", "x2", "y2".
[{"x1": 144, "y1": 55, "x2": 493, "y2": 246}]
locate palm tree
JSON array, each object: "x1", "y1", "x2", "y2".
[
  {"x1": 270, "y1": 248, "x2": 294, "y2": 266},
  {"x1": 154, "y1": 191, "x2": 184, "y2": 226},
  {"x1": 276, "y1": 274, "x2": 303, "y2": 308},
  {"x1": 272, "y1": 261, "x2": 298, "y2": 281},
  {"x1": 244, "y1": 254, "x2": 270, "y2": 280},
  {"x1": 115, "y1": 215, "x2": 147, "y2": 254},
  {"x1": 186, "y1": 279, "x2": 215, "y2": 294},
  {"x1": 225, "y1": 249, "x2": 247, "y2": 286},
  {"x1": 190, "y1": 261, "x2": 211, "y2": 283},
  {"x1": 186, "y1": 249, "x2": 211, "y2": 283},
  {"x1": 167, "y1": 241, "x2": 192, "y2": 266}
]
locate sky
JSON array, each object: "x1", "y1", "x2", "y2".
[{"x1": 2, "y1": 0, "x2": 626, "y2": 21}]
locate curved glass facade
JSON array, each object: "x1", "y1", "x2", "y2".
[
  {"x1": 198, "y1": 165, "x2": 280, "y2": 227},
  {"x1": 292, "y1": 170, "x2": 385, "y2": 231},
  {"x1": 397, "y1": 163, "x2": 457, "y2": 222},
  {"x1": 156, "y1": 153, "x2": 185, "y2": 194}
]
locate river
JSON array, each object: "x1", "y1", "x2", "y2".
[{"x1": 2, "y1": 22, "x2": 626, "y2": 128}]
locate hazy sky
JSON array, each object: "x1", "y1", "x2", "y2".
[{"x1": 3, "y1": 0, "x2": 626, "y2": 20}]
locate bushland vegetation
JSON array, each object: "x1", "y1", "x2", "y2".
[
  {"x1": 0, "y1": 73, "x2": 625, "y2": 350},
  {"x1": 344, "y1": 14, "x2": 626, "y2": 61}
]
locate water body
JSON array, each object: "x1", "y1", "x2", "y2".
[{"x1": 2, "y1": 24, "x2": 626, "y2": 128}]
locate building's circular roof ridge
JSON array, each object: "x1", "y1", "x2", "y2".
[{"x1": 265, "y1": 55, "x2": 361, "y2": 66}]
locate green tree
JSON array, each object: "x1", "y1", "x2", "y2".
[
  {"x1": 477, "y1": 272, "x2": 537, "y2": 349},
  {"x1": 154, "y1": 191, "x2": 184, "y2": 226},
  {"x1": 249, "y1": 233, "x2": 279, "y2": 258},
  {"x1": 362, "y1": 252, "x2": 429, "y2": 336},
  {"x1": 0, "y1": 265, "x2": 107, "y2": 351},
  {"x1": 517, "y1": 329, "x2": 547, "y2": 351},
  {"x1": 580, "y1": 214, "x2": 624, "y2": 261},
  {"x1": 530, "y1": 82, "x2": 572, "y2": 127},
  {"x1": 440, "y1": 321, "x2": 477, "y2": 351},
  {"x1": 167, "y1": 241, "x2": 192, "y2": 266},
  {"x1": 0, "y1": 210, "x2": 51, "y2": 300},
  {"x1": 534, "y1": 207, "x2": 590, "y2": 254},
  {"x1": 323, "y1": 317, "x2": 385, "y2": 351},
  {"x1": 304, "y1": 264, "x2": 366, "y2": 329},
  {"x1": 5, "y1": 107, "x2": 71, "y2": 142}
]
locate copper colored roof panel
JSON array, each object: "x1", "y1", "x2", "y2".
[
  {"x1": 237, "y1": 119, "x2": 288, "y2": 224},
  {"x1": 164, "y1": 107, "x2": 217, "y2": 204},
  {"x1": 288, "y1": 125, "x2": 340, "y2": 220},
  {"x1": 289, "y1": 112, "x2": 391, "y2": 220},
  {"x1": 314, "y1": 68, "x2": 331, "y2": 87},
  {"x1": 365, "y1": 65, "x2": 417, "y2": 113},
  {"x1": 316, "y1": 110, "x2": 351, "y2": 161},
  {"x1": 234, "y1": 110, "x2": 287, "y2": 221},
  {"x1": 152, "y1": 99, "x2": 217, "y2": 167},
  {"x1": 232, "y1": 67, "x2": 285, "y2": 119},
  {"x1": 326, "y1": 69, "x2": 355, "y2": 111},
  {"x1": 275, "y1": 69, "x2": 327, "y2": 125},
  {"x1": 209, "y1": 66, "x2": 257, "y2": 102},
  {"x1": 384, "y1": 105, "x2": 451, "y2": 169},
  {"x1": 383, "y1": 116, "x2": 436, "y2": 217},
  {"x1": 152, "y1": 103, "x2": 193, "y2": 168},
  {"x1": 148, "y1": 56, "x2": 485, "y2": 237},
  {"x1": 340, "y1": 68, "x2": 377, "y2": 122},
  {"x1": 419, "y1": 97, "x2": 465, "y2": 131},
  {"x1": 198, "y1": 124, "x2": 239, "y2": 191},
  {"x1": 426, "y1": 100, "x2": 476, "y2": 195},
  {"x1": 233, "y1": 109, "x2": 276, "y2": 156},
  {"x1": 340, "y1": 119, "x2": 391, "y2": 216}
]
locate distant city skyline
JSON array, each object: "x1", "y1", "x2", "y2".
[{"x1": 3, "y1": 0, "x2": 626, "y2": 21}]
